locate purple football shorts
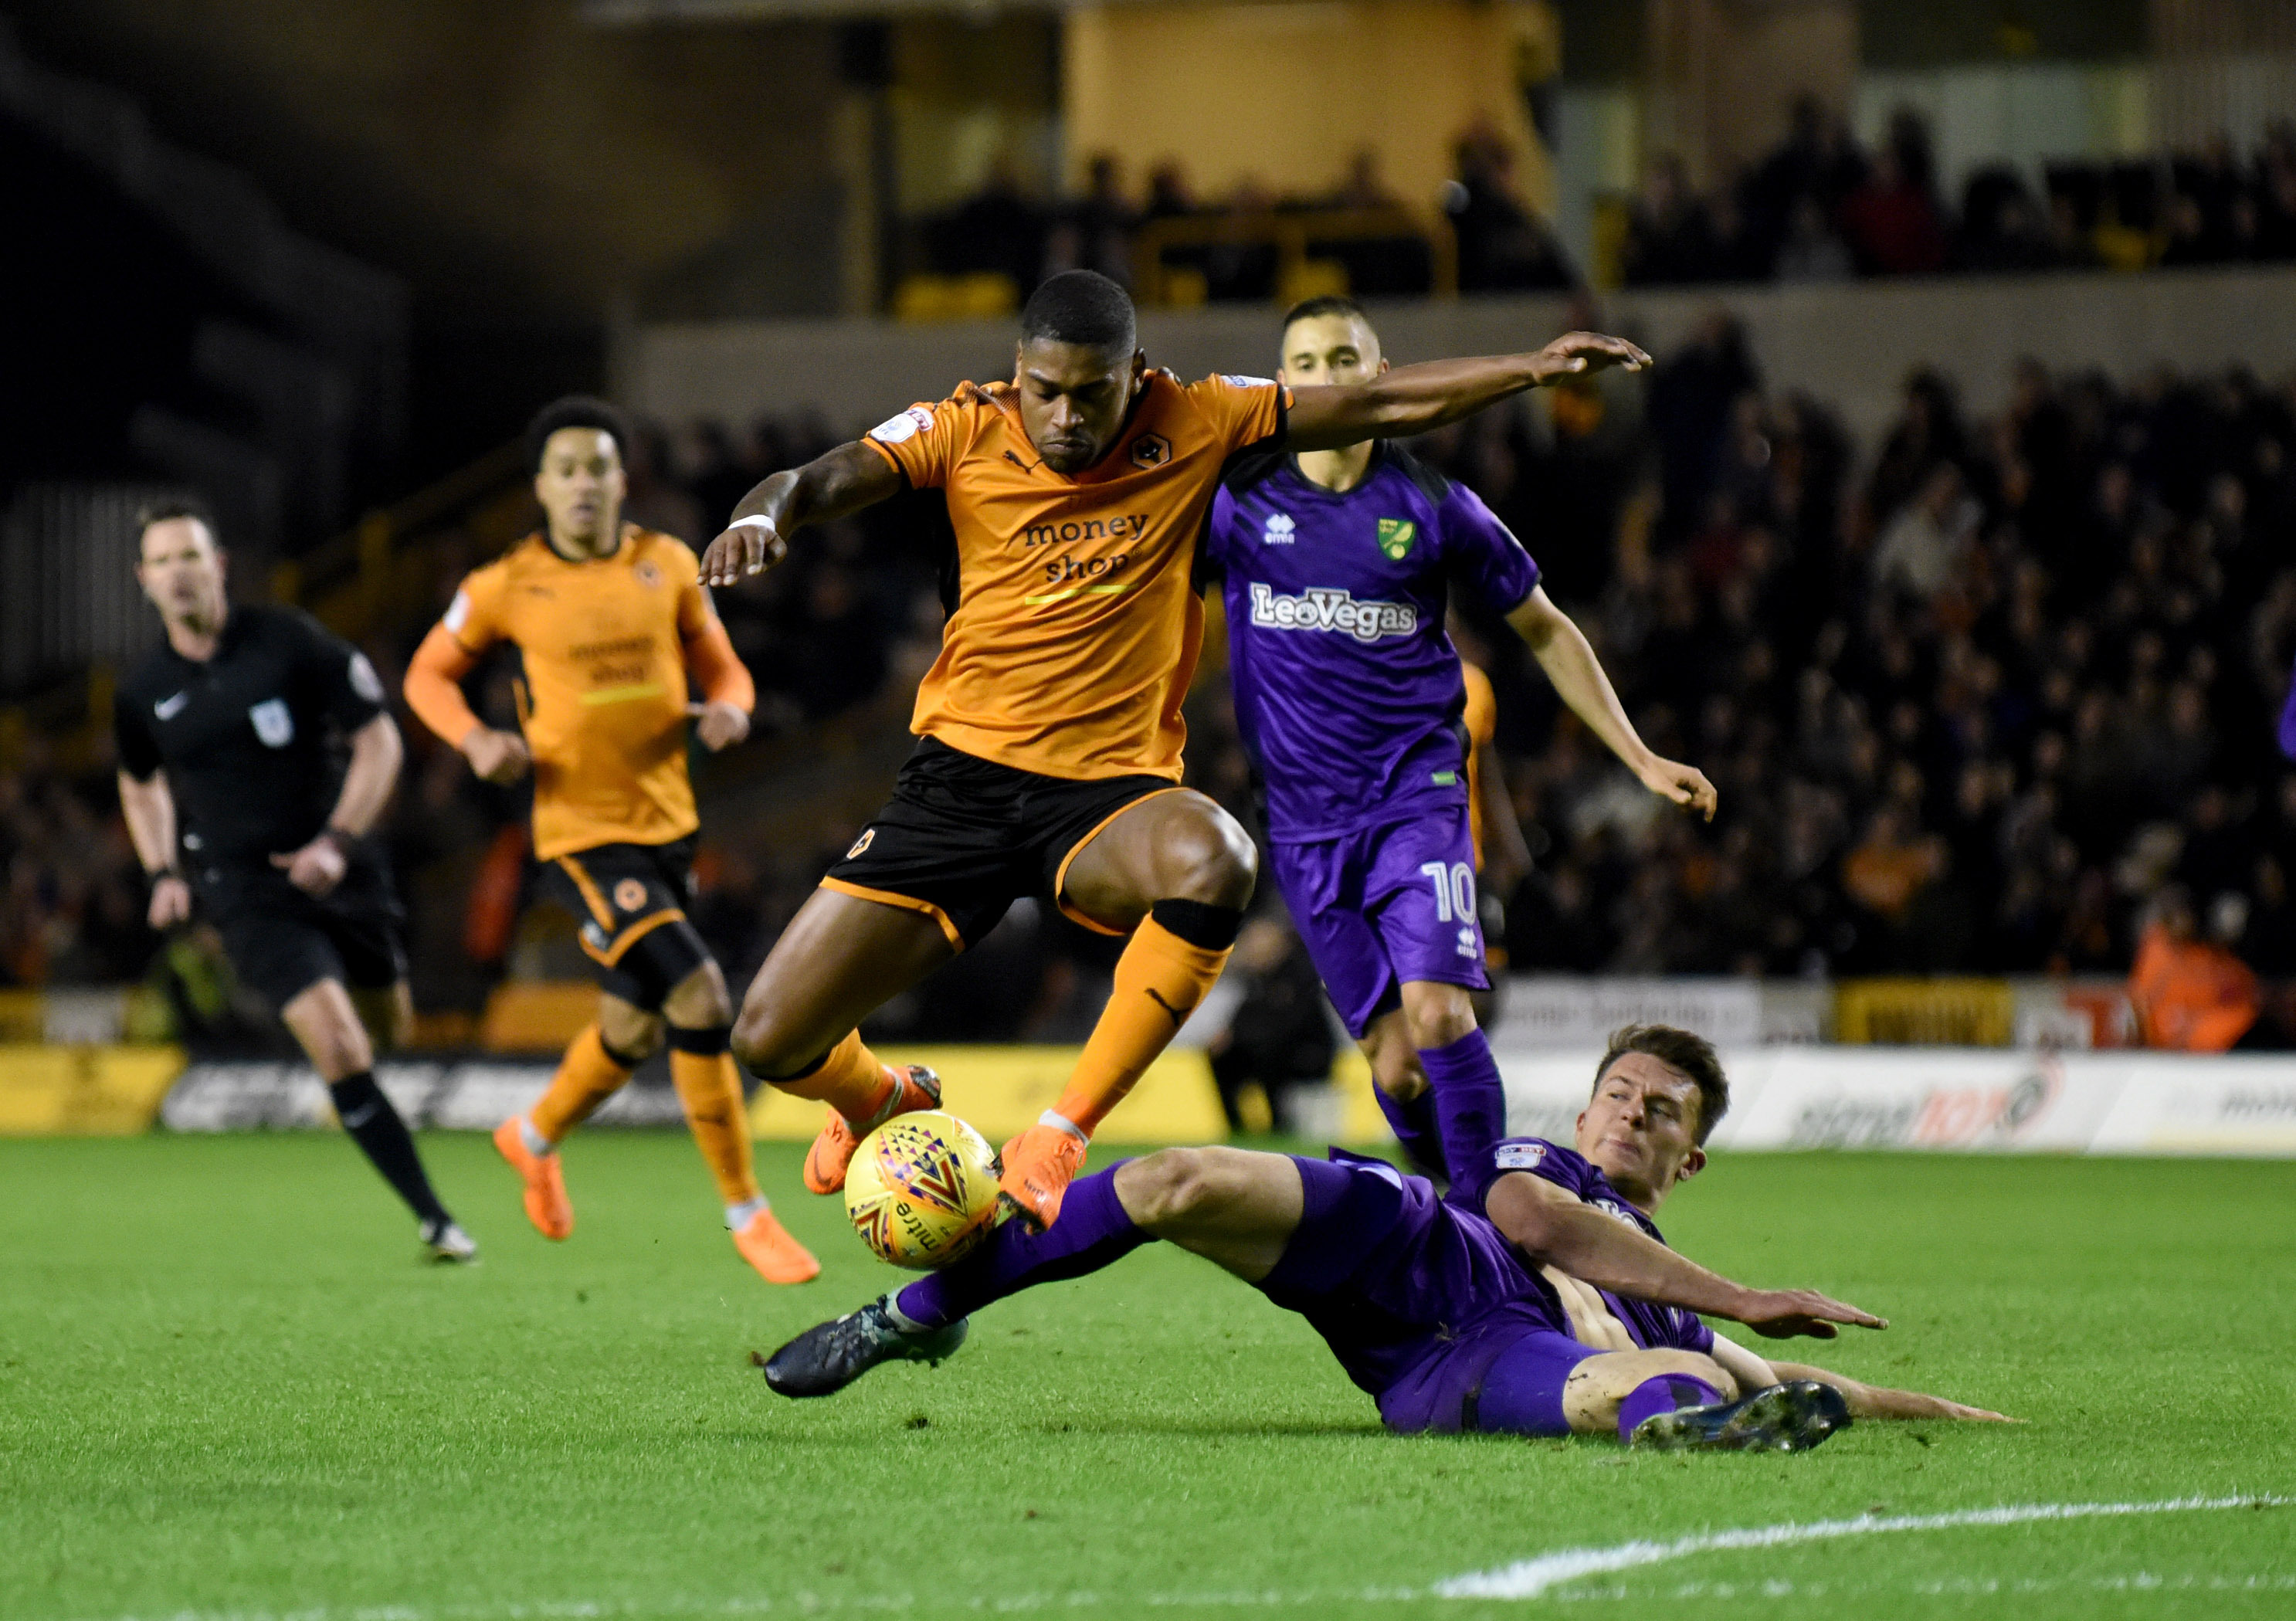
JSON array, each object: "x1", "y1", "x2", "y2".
[
  {"x1": 1267, "y1": 802, "x2": 1490, "y2": 1039},
  {"x1": 1255, "y1": 1151, "x2": 1582, "y2": 1433}
]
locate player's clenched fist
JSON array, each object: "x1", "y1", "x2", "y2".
[
  {"x1": 701, "y1": 515, "x2": 788, "y2": 587},
  {"x1": 460, "y1": 725, "x2": 531, "y2": 785},
  {"x1": 694, "y1": 700, "x2": 749, "y2": 752},
  {"x1": 148, "y1": 873, "x2": 192, "y2": 931},
  {"x1": 1634, "y1": 754, "x2": 1720, "y2": 822}
]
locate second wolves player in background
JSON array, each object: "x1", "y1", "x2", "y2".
[
  {"x1": 703, "y1": 270, "x2": 1650, "y2": 1230},
  {"x1": 1209, "y1": 297, "x2": 1714, "y2": 1189},
  {"x1": 403, "y1": 397, "x2": 819, "y2": 1284}
]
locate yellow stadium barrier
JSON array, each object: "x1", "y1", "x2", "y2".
[
  {"x1": 1834, "y1": 978, "x2": 2016, "y2": 1046},
  {"x1": 0, "y1": 1045, "x2": 185, "y2": 1135},
  {"x1": 0, "y1": 990, "x2": 44, "y2": 1043},
  {"x1": 478, "y1": 982, "x2": 599, "y2": 1051}
]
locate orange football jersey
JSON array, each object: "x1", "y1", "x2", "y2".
[
  {"x1": 436, "y1": 529, "x2": 724, "y2": 859},
  {"x1": 865, "y1": 370, "x2": 1287, "y2": 781}
]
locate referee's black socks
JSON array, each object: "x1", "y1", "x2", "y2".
[{"x1": 328, "y1": 1070, "x2": 453, "y2": 1229}]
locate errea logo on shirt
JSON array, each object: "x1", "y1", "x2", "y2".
[
  {"x1": 1261, "y1": 512, "x2": 1296, "y2": 544},
  {"x1": 1246, "y1": 582, "x2": 1418, "y2": 643}
]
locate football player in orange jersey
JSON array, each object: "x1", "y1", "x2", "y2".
[
  {"x1": 702, "y1": 271, "x2": 1648, "y2": 1231},
  {"x1": 403, "y1": 397, "x2": 819, "y2": 1284}
]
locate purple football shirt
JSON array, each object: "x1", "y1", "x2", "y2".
[
  {"x1": 1480, "y1": 1136, "x2": 1716, "y2": 1356},
  {"x1": 1207, "y1": 446, "x2": 1540, "y2": 839}
]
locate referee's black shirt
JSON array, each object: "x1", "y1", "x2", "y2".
[{"x1": 115, "y1": 605, "x2": 389, "y2": 874}]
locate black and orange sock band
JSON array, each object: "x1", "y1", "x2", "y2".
[
  {"x1": 666, "y1": 1023, "x2": 733, "y2": 1056},
  {"x1": 1150, "y1": 898, "x2": 1244, "y2": 951}
]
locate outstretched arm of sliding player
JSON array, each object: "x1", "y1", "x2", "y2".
[
  {"x1": 1504, "y1": 585, "x2": 1718, "y2": 821},
  {"x1": 1285, "y1": 332, "x2": 1650, "y2": 451},
  {"x1": 1762, "y1": 1358, "x2": 2018, "y2": 1422},
  {"x1": 701, "y1": 440, "x2": 905, "y2": 585},
  {"x1": 1485, "y1": 1170, "x2": 1885, "y2": 1339}
]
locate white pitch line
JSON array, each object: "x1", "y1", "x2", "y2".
[{"x1": 1435, "y1": 1492, "x2": 2291, "y2": 1601}]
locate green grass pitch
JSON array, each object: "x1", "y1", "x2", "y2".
[{"x1": 2, "y1": 1132, "x2": 2291, "y2": 1619}]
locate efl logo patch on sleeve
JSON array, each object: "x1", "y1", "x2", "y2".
[
  {"x1": 1493, "y1": 1141, "x2": 1548, "y2": 1171},
  {"x1": 869, "y1": 405, "x2": 935, "y2": 445},
  {"x1": 1219, "y1": 374, "x2": 1274, "y2": 389}
]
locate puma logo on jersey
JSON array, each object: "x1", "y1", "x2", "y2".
[
  {"x1": 1246, "y1": 582, "x2": 1418, "y2": 643},
  {"x1": 154, "y1": 692, "x2": 188, "y2": 720},
  {"x1": 1145, "y1": 989, "x2": 1186, "y2": 1029}
]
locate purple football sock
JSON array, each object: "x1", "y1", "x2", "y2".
[
  {"x1": 1616, "y1": 1373, "x2": 1725, "y2": 1443},
  {"x1": 1416, "y1": 1028, "x2": 1508, "y2": 1200},
  {"x1": 894, "y1": 1165, "x2": 1150, "y2": 1331},
  {"x1": 1374, "y1": 1084, "x2": 1446, "y2": 1183}
]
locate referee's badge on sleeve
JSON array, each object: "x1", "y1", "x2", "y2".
[{"x1": 249, "y1": 699, "x2": 295, "y2": 748}]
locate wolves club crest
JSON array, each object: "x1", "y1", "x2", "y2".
[
  {"x1": 846, "y1": 828, "x2": 876, "y2": 860},
  {"x1": 1129, "y1": 434, "x2": 1171, "y2": 469}
]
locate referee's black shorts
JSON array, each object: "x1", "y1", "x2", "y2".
[
  {"x1": 196, "y1": 859, "x2": 407, "y2": 1011},
  {"x1": 540, "y1": 832, "x2": 712, "y2": 1009},
  {"x1": 822, "y1": 737, "x2": 1182, "y2": 950}
]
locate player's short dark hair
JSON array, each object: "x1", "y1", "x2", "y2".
[
  {"x1": 1018, "y1": 270, "x2": 1137, "y2": 356},
  {"x1": 1280, "y1": 294, "x2": 1373, "y2": 335},
  {"x1": 526, "y1": 395, "x2": 635, "y2": 474},
  {"x1": 134, "y1": 497, "x2": 222, "y2": 545},
  {"x1": 1594, "y1": 1023, "x2": 1730, "y2": 1145}
]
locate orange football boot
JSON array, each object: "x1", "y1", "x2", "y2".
[
  {"x1": 802, "y1": 1064, "x2": 942, "y2": 1195},
  {"x1": 733, "y1": 1208, "x2": 822, "y2": 1284},
  {"x1": 492, "y1": 1117, "x2": 574, "y2": 1240},
  {"x1": 997, "y1": 1121, "x2": 1090, "y2": 1230}
]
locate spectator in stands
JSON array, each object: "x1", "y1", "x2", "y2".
[
  {"x1": 1331, "y1": 148, "x2": 1402, "y2": 212},
  {"x1": 1956, "y1": 167, "x2": 2057, "y2": 273},
  {"x1": 1742, "y1": 94, "x2": 1867, "y2": 273},
  {"x1": 1443, "y1": 123, "x2": 1575, "y2": 291},
  {"x1": 1773, "y1": 195, "x2": 1853, "y2": 283},
  {"x1": 1837, "y1": 109, "x2": 1948, "y2": 276},
  {"x1": 2129, "y1": 883, "x2": 2258, "y2": 1050},
  {"x1": 1044, "y1": 152, "x2": 1140, "y2": 290},
  {"x1": 1622, "y1": 155, "x2": 1717, "y2": 287},
  {"x1": 931, "y1": 157, "x2": 1046, "y2": 297}
]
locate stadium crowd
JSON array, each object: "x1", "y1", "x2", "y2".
[
  {"x1": 6, "y1": 317, "x2": 2296, "y2": 1047},
  {"x1": 914, "y1": 110, "x2": 2296, "y2": 302},
  {"x1": 1623, "y1": 104, "x2": 2296, "y2": 286}
]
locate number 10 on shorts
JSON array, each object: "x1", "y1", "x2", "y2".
[{"x1": 1420, "y1": 861, "x2": 1482, "y2": 958}]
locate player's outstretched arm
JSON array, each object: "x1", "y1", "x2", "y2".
[
  {"x1": 1286, "y1": 331, "x2": 1650, "y2": 452},
  {"x1": 1505, "y1": 586, "x2": 1717, "y2": 821},
  {"x1": 1487, "y1": 1170, "x2": 1886, "y2": 1340},
  {"x1": 701, "y1": 440, "x2": 905, "y2": 587},
  {"x1": 1762, "y1": 1358, "x2": 2018, "y2": 1423}
]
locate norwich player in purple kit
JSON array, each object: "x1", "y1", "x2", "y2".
[
  {"x1": 763, "y1": 1025, "x2": 2011, "y2": 1446},
  {"x1": 1204, "y1": 297, "x2": 1717, "y2": 1189}
]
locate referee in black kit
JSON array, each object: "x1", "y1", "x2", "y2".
[{"x1": 114, "y1": 500, "x2": 476, "y2": 1261}]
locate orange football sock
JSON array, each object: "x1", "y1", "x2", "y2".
[
  {"x1": 670, "y1": 1045, "x2": 760, "y2": 1206},
  {"x1": 530, "y1": 1024, "x2": 634, "y2": 1145},
  {"x1": 770, "y1": 1029, "x2": 897, "y2": 1127},
  {"x1": 1053, "y1": 914, "x2": 1232, "y2": 1135}
]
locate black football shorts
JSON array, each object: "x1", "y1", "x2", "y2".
[
  {"x1": 199, "y1": 859, "x2": 407, "y2": 1011},
  {"x1": 541, "y1": 833, "x2": 712, "y2": 1008},
  {"x1": 822, "y1": 738, "x2": 1182, "y2": 949}
]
